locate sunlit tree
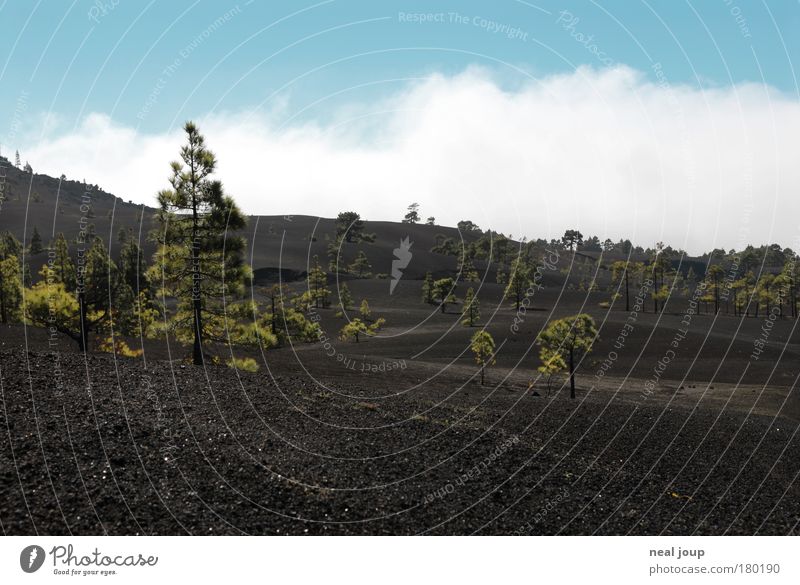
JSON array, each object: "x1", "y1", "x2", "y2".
[
  {"x1": 149, "y1": 121, "x2": 249, "y2": 365},
  {"x1": 461, "y1": 287, "x2": 480, "y2": 326},
  {"x1": 537, "y1": 313, "x2": 597, "y2": 399},
  {"x1": 470, "y1": 330, "x2": 496, "y2": 386}
]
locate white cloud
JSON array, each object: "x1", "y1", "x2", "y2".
[{"x1": 21, "y1": 65, "x2": 800, "y2": 254}]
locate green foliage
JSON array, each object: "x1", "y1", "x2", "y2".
[
  {"x1": 431, "y1": 235, "x2": 459, "y2": 256},
  {"x1": 262, "y1": 284, "x2": 319, "y2": 346},
  {"x1": 29, "y1": 227, "x2": 43, "y2": 255},
  {"x1": 0, "y1": 254, "x2": 23, "y2": 323},
  {"x1": 470, "y1": 330, "x2": 496, "y2": 385},
  {"x1": 338, "y1": 283, "x2": 353, "y2": 313},
  {"x1": 50, "y1": 233, "x2": 76, "y2": 289},
  {"x1": 536, "y1": 347, "x2": 566, "y2": 396},
  {"x1": 24, "y1": 235, "x2": 153, "y2": 350},
  {"x1": 339, "y1": 316, "x2": 385, "y2": 343},
  {"x1": 432, "y1": 277, "x2": 457, "y2": 313},
  {"x1": 327, "y1": 238, "x2": 343, "y2": 272},
  {"x1": 460, "y1": 255, "x2": 479, "y2": 282},
  {"x1": 705, "y1": 264, "x2": 725, "y2": 314},
  {"x1": 461, "y1": 287, "x2": 480, "y2": 326},
  {"x1": 149, "y1": 121, "x2": 249, "y2": 364},
  {"x1": 457, "y1": 220, "x2": 481, "y2": 233},
  {"x1": 25, "y1": 280, "x2": 80, "y2": 340},
  {"x1": 537, "y1": 313, "x2": 597, "y2": 399},
  {"x1": 97, "y1": 336, "x2": 143, "y2": 358},
  {"x1": 119, "y1": 236, "x2": 148, "y2": 295},
  {"x1": 561, "y1": 229, "x2": 583, "y2": 250},
  {"x1": 1, "y1": 232, "x2": 22, "y2": 257},
  {"x1": 349, "y1": 250, "x2": 372, "y2": 278},
  {"x1": 226, "y1": 356, "x2": 260, "y2": 372},
  {"x1": 336, "y1": 211, "x2": 375, "y2": 243},
  {"x1": 504, "y1": 258, "x2": 531, "y2": 310},
  {"x1": 490, "y1": 233, "x2": 510, "y2": 266},
  {"x1": 307, "y1": 255, "x2": 330, "y2": 308},
  {"x1": 422, "y1": 272, "x2": 435, "y2": 304},
  {"x1": 359, "y1": 298, "x2": 371, "y2": 321}
]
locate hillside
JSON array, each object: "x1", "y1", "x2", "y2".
[
  {"x1": 0, "y1": 155, "x2": 149, "y2": 251},
  {"x1": 0, "y1": 158, "x2": 497, "y2": 283}
]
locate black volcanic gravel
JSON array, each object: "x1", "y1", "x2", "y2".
[{"x1": 1, "y1": 348, "x2": 798, "y2": 535}]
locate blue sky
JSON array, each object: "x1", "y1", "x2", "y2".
[
  {"x1": 2, "y1": 1, "x2": 799, "y2": 253},
  {"x1": 1, "y1": 0, "x2": 797, "y2": 132}
]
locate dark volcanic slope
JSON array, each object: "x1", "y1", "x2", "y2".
[
  {"x1": 0, "y1": 156, "x2": 151, "y2": 252},
  {"x1": 1, "y1": 347, "x2": 798, "y2": 536},
  {"x1": 1, "y1": 158, "x2": 487, "y2": 282}
]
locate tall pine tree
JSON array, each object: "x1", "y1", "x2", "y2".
[{"x1": 150, "y1": 121, "x2": 248, "y2": 365}]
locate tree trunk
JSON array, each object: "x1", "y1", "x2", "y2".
[
  {"x1": 78, "y1": 291, "x2": 88, "y2": 352},
  {"x1": 624, "y1": 269, "x2": 629, "y2": 312},
  {"x1": 191, "y1": 216, "x2": 203, "y2": 366},
  {"x1": 569, "y1": 348, "x2": 575, "y2": 399},
  {"x1": 192, "y1": 297, "x2": 203, "y2": 365},
  {"x1": 480, "y1": 365, "x2": 485, "y2": 386},
  {"x1": 653, "y1": 269, "x2": 659, "y2": 313}
]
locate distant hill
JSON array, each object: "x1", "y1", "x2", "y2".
[
  {"x1": 0, "y1": 155, "x2": 152, "y2": 253},
  {"x1": 4, "y1": 158, "x2": 712, "y2": 287},
  {"x1": 0, "y1": 158, "x2": 489, "y2": 283}
]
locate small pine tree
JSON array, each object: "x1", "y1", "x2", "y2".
[
  {"x1": 338, "y1": 283, "x2": 353, "y2": 313},
  {"x1": 496, "y1": 266, "x2": 507, "y2": 285},
  {"x1": 26, "y1": 238, "x2": 119, "y2": 350},
  {"x1": 432, "y1": 277, "x2": 457, "y2": 313},
  {"x1": 307, "y1": 255, "x2": 330, "y2": 308},
  {"x1": 0, "y1": 232, "x2": 24, "y2": 323},
  {"x1": 327, "y1": 238, "x2": 342, "y2": 272},
  {"x1": 461, "y1": 287, "x2": 480, "y2": 326},
  {"x1": 359, "y1": 299, "x2": 371, "y2": 321},
  {"x1": 14, "y1": 150, "x2": 20, "y2": 167},
  {"x1": 537, "y1": 314, "x2": 597, "y2": 399},
  {"x1": 119, "y1": 237, "x2": 148, "y2": 295},
  {"x1": 0, "y1": 254, "x2": 23, "y2": 323},
  {"x1": 339, "y1": 316, "x2": 385, "y2": 343},
  {"x1": 504, "y1": 258, "x2": 531, "y2": 310},
  {"x1": 29, "y1": 227, "x2": 43, "y2": 255},
  {"x1": 403, "y1": 202, "x2": 420, "y2": 224},
  {"x1": 470, "y1": 330, "x2": 496, "y2": 385},
  {"x1": 460, "y1": 252, "x2": 479, "y2": 282},
  {"x1": 349, "y1": 250, "x2": 372, "y2": 278},
  {"x1": 51, "y1": 233, "x2": 76, "y2": 289},
  {"x1": 536, "y1": 347, "x2": 566, "y2": 397},
  {"x1": 422, "y1": 271, "x2": 435, "y2": 304}
]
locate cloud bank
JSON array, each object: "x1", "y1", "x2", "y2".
[{"x1": 19, "y1": 66, "x2": 800, "y2": 254}]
